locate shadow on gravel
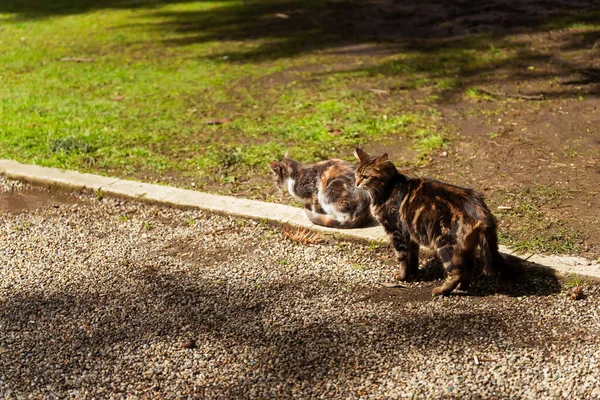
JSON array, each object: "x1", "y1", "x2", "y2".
[
  {"x1": 387, "y1": 252, "x2": 562, "y2": 297},
  {"x1": 360, "y1": 260, "x2": 562, "y2": 307},
  {"x1": 0, "y1": 263, "x2": 563, "y2": 394}
]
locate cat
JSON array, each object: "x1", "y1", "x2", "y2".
[
  {"x1": 354, "y1": 147, "x2": 517, "y2": 296},
  {"x1": 269, "y1": 152, "x2": 371, "y2": 229}
]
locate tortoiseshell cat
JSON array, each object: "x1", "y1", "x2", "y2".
[
  {"x1": 354, "y1": 148, "x2": 516, "y2": 296},
  {"x1": 270, "y1": 152, "x2": 371, "y2": 228}
]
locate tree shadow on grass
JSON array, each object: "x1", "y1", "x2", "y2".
[
  {"x1": 2, "y1": 0, "x2": 599, "y2": 101},
  {"x1": 141, "y1": 0, "x2": 599, "y2": 100},
  {"x1": 5, "y1": 0, "x2": 598, "y2": 54},
  {"x1": 147, "y1": 1, "x2": 600, "y2": 58},
  {"x1": 0, "y1": 0, "x2": 203, "y2": 19}
]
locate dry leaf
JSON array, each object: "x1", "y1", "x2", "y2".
[
  {"x1": 571, "y1": 286, "x2": 585, "y2": 300},
  {"x1": 111, "y1": 95, "x2": 125, "y2": 101},
  {"x1": 275, "y1": 13, "x2": 290, "y2": 19},
  {"x1": 282, "y1": 226, "x2": 321, "y2": 245}
]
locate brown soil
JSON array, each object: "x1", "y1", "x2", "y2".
[
  {"x1": 0, "y1": 188, "x2": 79, "y2": 213},
  {"x1": 419, "y1": 98, "x2": 599, "y2": 258},
  {"x1": 329, "y1": 0, "x2": 600, "y2": 257},
  {"x1": 234, "y1": 0, "x2": 600, "y2": 258}
]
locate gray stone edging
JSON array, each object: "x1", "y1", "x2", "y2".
[{"x1": 1, "y1": 158, "x2": 599, "y2": 279}]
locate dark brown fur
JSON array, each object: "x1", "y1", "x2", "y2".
[
  {"x1": 270, "y1": 153, "x2": 371, "y2": 229},
  {"x1": 354, "y1": 148, "x2": 515, "y2": 296}
]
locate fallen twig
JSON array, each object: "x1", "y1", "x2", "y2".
[
  {"x1": 380, "y1": 282, "x2": 407, "y2": 288},
  {"x1": 478, "y1": 87, "x2": 544, "y2": 101},
  {"x1": 368, "y1": 88, "x2": 390, "y2": 95},
  {"x1": 522, "y1": 253, "x2": 535, "y2": 262},
  {"x1": 60, "y1": 57, "x2": 95, "y2": 63},
  {"x1": 204, "y1": 118, "x2": 232, "y2": 125}
]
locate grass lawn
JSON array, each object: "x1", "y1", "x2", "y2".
[
  {"x1": 0, "y1": 1, "x2": 452, "y2": 187},
  {"x1": 1, "y1": 0, "x2": 599, "y2": 256}
]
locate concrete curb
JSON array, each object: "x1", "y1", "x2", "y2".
[{"x1": 2, "y1": 159, "x2": 599, "y2": 279}]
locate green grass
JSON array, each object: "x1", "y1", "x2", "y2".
[
  {"x1": 182, "y1": 217, "x2": 195, "y2": 227},
  {"x1": 0, "y1": 0, "x2": 461, "y2": 191},
  {"x1": 351, "y1": 263, "x2": 365, "y2": 272},
  {"x1": 464, "y1": 88, "x2": 494, "y2": 101},
  {"x1": 411, "y1": 130, "x2": 447, "y2": 160},
  {"x1": 562, "y1": 274, "x2": 586, "y2": 290},
  {"x1": 0, "y1": 0, "x2": 581, "y2": 190},
  {"x1": 497, "y1": 186, "x2": 583, "y2": 254}
]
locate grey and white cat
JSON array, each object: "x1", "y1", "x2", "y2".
[{"x1": 269, "y1": 152, "x2": 371, "y2": 228}]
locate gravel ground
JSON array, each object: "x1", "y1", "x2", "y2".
[{"x1": 1, "y1": 176, "x2": 599, "y2": 399}]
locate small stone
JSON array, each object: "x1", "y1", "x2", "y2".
[{"x1": 181, "y1": 339, "x2": 197, "y2": 349}]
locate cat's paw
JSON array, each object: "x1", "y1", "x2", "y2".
[
  {"x1": 431, "y1": 287, "x2": 449, "y2": 297},
  {"x1": 393, "y1": 268, "x2": 409, "y2": 281}
]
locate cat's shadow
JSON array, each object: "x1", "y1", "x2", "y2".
[{"x1": 392, "y1": 253, "x2": 563, "y2": 298}]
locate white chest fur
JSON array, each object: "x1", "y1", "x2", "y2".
[
  {"x1": 317, "y1": 181, "x2": 349, "y2": 223},
  {"x1": 285, "y1": 178, "x2": 306, "y2": 203}
]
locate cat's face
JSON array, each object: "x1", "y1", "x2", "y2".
[
  {"x1": 269, "y1": 153, "x2": 300, "y2": 187},
  {"x1": 354, "y1": 148, "x2": 395, "y2": 190}
]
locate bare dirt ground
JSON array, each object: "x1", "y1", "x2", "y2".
[
  {"x1": 1, "y1": 177, "x2": 600, "y2": 398},
  {"x1": 247, "y1": 0, "x2": 600, "y2": 259},
  {"x1": 424, "y1": 98, "x2": 599, "y2": 258}
]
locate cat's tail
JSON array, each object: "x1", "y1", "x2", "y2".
[
  {"x1": 479, "y1": 225, "x2": 523, "y2": 281},
  {"x1": 304, "y1": 209, "x2": 370, "y2": 229}
]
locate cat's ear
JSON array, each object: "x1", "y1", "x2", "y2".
[
  {"x1": 284, "y1": 150, "x2": 289, "y2": 158},
  {"x1": 269, "y1": 161, "x2": 279, "y2": 173},
  {"x1": 354, "y1": 147, "x2": 369, "y2": 162},
  {"x1": 375, "y1": 153, "x2": 388, "y2": 164}
]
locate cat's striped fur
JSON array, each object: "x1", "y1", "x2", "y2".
[
  {"x1": 354, "y1": 148, "x2": 516, "y2": 296},
  {"x1": 270, "y1": 153, "x2": 371, "y2": 229}
]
